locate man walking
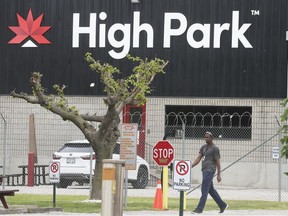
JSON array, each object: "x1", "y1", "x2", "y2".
[{"x1": 191, "y1": 131, "x2": 228, "y2": 214}]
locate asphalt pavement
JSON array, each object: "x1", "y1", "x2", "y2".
[{"x1": 3, "y1": 210, "x2": 288, "y2": 216}]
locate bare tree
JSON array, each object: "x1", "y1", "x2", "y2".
[{"x1": 11, "y1": 54, "x2": 168, "y2": 199}]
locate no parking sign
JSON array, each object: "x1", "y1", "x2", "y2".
[
  {"x1": 49, "y1": 162, "x2": 60, "y2": 183},
  {"x1": 173, "y1": 160, "x2": 191, "y2": 191}
]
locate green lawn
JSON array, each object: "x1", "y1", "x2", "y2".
[{"x1": 6, "y1": 194, "x2": 288, "y2": 213}]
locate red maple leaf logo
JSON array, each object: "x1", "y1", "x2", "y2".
[{"x1": 8, "y1": 9, "x2": 51, "y2": 44}]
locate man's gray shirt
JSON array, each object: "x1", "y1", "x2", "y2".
[{"x1": 199, "y1": 143, "x2": 220, "y2": 173}]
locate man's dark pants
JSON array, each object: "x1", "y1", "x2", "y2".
[{"x1": 195, "y1": 171, "x2": 226, "y2": 211}]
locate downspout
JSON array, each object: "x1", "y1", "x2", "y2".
[
  {"x1": 286, "y1": 31, "x2": 288, "y2": 193},
  {"x1": 0, "y1": 114, "x2": 7, "y2": 189}
]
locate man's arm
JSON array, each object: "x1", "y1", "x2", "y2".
[
  {"x1": 216, "y1": 159, "x2": 222, "y2": 182},
  {"x1": 192, "y1": 153, "x2": 202, "y2": 168}
]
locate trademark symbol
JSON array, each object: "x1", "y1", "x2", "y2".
[{"x1": 251, "y1": 10, "x2": 260, "y2": 16}]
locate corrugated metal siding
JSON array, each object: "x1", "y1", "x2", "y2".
[{"x1": 0, "y1": 0, "x2": 287, "y2": 98}]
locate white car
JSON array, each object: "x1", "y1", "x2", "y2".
[{"x1": 52, "y1": 140, "x2": 150, "y2": 189}]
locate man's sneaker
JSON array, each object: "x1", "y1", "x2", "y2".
[
  {"x1": 219, "y1": 204, "x2": 228, "y2": 213},
  {"x1": 191, "y1": 209, "x2": 202, "y2": 214}
]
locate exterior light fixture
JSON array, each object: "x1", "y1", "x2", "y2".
[{"x1": 131, "y1": 0, "x2": 141, "y2": 3}]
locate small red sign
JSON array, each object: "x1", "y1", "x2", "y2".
[
  {"x1": 153, "y1": 140, "x2": 174, "y2": 166},
  {"x1": 50, "y1": 162, "x2": 59, "y2": 173}
]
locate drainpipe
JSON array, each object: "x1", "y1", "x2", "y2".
[{"x1": 1, "y1": 114, "x2": 7, "y2": 189}]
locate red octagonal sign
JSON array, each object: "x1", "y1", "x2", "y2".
[{"x1": 153, "y1": 140, "x2": 174, "y2": 166}]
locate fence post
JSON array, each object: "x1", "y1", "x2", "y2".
[
  {"x1": 28, "y1": 152, "x2": 35, "y2": 187},
  {"x1": 278, "y1": 131, "x2": 282, "y2": 202},
  {"x1": 0, "y1": 114, "x2": 7, "y2": 189}
]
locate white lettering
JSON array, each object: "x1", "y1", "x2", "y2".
[
  {"x1": 108, "y1": 23, "x2": 131, "y2": 59},
  {"x1": 99, "y1": 12, "x2": 107, "y2": 47},
  {"x1": 213, "y1": 23, "x2": 230, "y2": 48},
  {"x1": 153, "y1": 149, "x2": 158, "y2": 158},
  {"x1": 186, "y1": 24, "x2": 210, "y2": 48},
  {"x1": 163, "y1": 13, "x2": 187, "y2": 48},
  {"x1": 232, "y1": 11, "x2": 252, "y2": 48},
  {"x1": 163, "y1": 11, "x2": 251, "y2": 49},
  {"x1": 133, "y1": 12, "x2": 154, "y2": 48},
  {"x1": 168, "y1": 149, "x2": 174, "y2": 158},
  {"x1": 72, "y1": 13, "x2": 96, "y2": 48},
  {"x1": 71, "y1": 11, "x2": 253, "y2": 59},
  {"x1": 153, "y1": 148, "x2": 173, "y2": 158}
]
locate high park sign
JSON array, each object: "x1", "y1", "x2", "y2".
[
  {"x1": 0, "y1": 0, "x2": 287, "y2": 98},
  {"x1": 72, "y1": 11, "x2": 252, "y2": 59}
]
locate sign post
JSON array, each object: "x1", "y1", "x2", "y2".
[
  {"x1": 120, "y1": 123, "x2": 138, "y2": 207},
  {"x1": 49, "y1": 162, "x2": 60, "y2": 208},
  {"x1": 173, "y1": 160, "x2": 192, "y2": 216},
  {"x1": 153, "y1": 140, "x2": 174, "y2": 209}
]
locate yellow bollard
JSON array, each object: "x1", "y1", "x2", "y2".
[{"x1": 162, "y1": 166, "x2": 169, "y2": 209}]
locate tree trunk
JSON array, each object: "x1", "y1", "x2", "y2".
[
  {"x1": 90, "y1": 141, "x2": 117, "y2": 200},
  {"x1": 90, "y1": 158, "x2": 103, "y2": 200},
  {"x1": 89, "y1": 108, "x2": 120, "y2": 199}
]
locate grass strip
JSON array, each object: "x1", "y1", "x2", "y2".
[{"x1": 6, "y1": 194, "x2": 288, "y2": 213}]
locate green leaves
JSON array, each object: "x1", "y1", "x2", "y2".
[
  {"x1": 85, "y1": 52, "x2": 121, "y2": 97},
  {"x1": 280, "y1": 98, "x2": 288, "y2": 158},
  {"x1": 85, "y1": 53, "x2": 168, "y2": 106},
  {"x1": 126, "y1": 54, "x2": 167, "y2": 104}
]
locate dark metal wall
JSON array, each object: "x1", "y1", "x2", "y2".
[{"x1": 0, "y1": 0, "x2": 287, "y2": 98}]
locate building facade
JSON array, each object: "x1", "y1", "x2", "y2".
[{"x1": 0, "y1": 0, "x2": 288, "y2": 191}]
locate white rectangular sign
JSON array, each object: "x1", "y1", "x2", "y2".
[
  {"x1": 272, "y1": 146, "x2": 279, "y2": 159},
  {"x1": 49, "y1": 162, "x2": 60, "y2": 183},
  {"x1": 120, "y1": 123, "x2": 138, "y2": 170},
  {"x1": 173, "y1": 160, "x2": 192, "y2": 191}
]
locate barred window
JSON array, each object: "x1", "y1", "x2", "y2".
[{"x1": 165, "y1": 106, "x2": 252, "y2": 140}]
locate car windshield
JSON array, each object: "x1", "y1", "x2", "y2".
[{"x1": 59, "y1": 144, "x2": 93, "y2": 153}]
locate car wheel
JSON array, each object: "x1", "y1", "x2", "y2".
[
  {"x1": 56, "y1": 179, "x2": 71, "y2": 188},
  {"x1": 131, "y1": 166, "x2": 148, "y2": 189}
]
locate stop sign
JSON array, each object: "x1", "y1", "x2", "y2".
[{"x1": 153, "y1": 140, "x2": 174, "y2": 166}]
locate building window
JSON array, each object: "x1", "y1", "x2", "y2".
[{"x1": 165, "y1": 105, "x2": 252, "y2": 139}]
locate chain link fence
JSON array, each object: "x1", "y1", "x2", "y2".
[
  {"x1": 1, "y1": 98, "x2": 288, "y2": 203},
  {"x1": 122, "y1": 110, "x2": 288, "y2": 202}
]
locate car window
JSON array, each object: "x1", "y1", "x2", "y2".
[{"x1": 59, "y1": 144, "x2": 93, "y2": 153}]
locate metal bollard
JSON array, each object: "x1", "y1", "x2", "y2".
[{"x1": 101, "y1": 159, "x2": 125, "y2": 216}]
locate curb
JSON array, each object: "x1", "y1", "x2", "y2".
[{"x1": 0, "y1": 207, "x2": 63, "y2": 214}]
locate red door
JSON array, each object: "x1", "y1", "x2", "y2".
[{"x1": 123, "y1": 104, "x2": 146, "y2": 158}]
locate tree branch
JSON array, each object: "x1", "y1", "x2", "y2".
[
  {"x1": 81, "y1": 114, "x2": 104, "y2": 122},
  {"x1": 11, "y1": 91, "x2": 40, "y2": 104}
]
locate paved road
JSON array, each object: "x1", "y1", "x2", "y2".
[{"x1": 3, "y1": 210, "x2": 288, "y2": 216}]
